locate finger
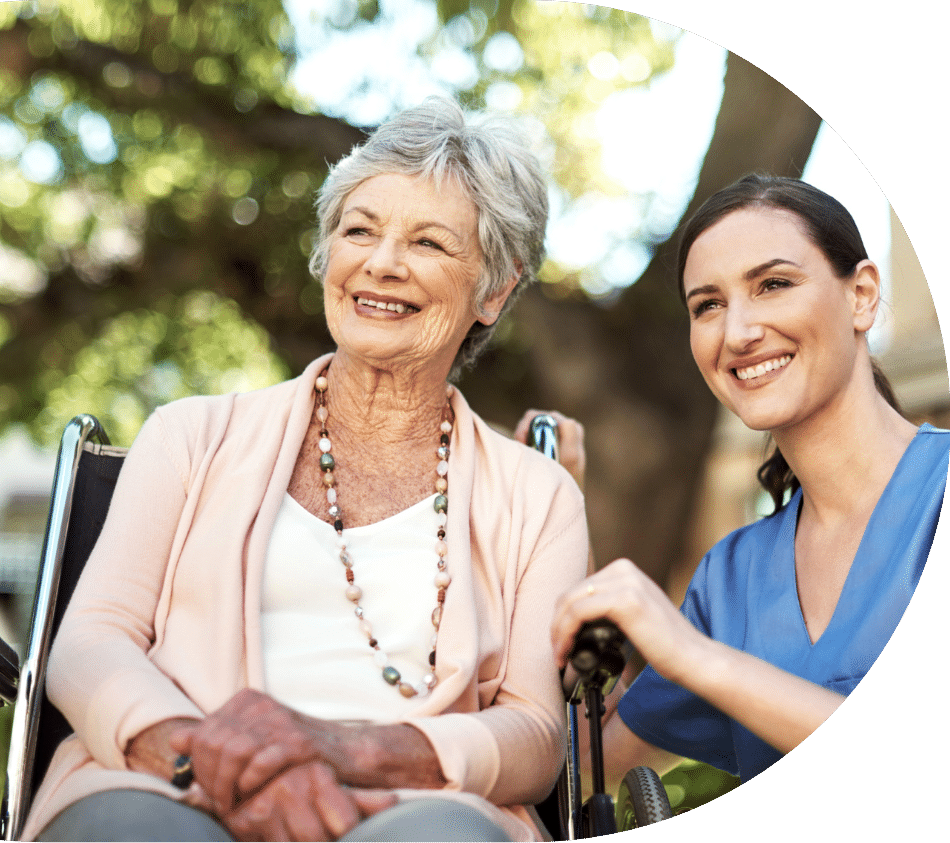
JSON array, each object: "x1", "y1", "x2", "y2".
[
  {"x1": 168, "y1": 724, "x2": 197, "y2": 755},
  {"x1": 206, "y1": 732, "x2": 258, "y2": 811},
  {"x1": 181, "y1": 782, "x2": 216, "y2": 815},
  {"x1": 351, "y1": 788, "x2": 399, "y2": 816},
  {"x1": 550, "y1": 573, "x2": 621, "y2": 666},
  {"x1": 305, "y1": 764, "x2": 363, "y2": 840},
  {"x1": 230, "y1": 786, "x2": 296, "y2": 843},
  {"x1": 553, "y1": 415, "x2": 584, "y2": 456},
  {"x1": 512, "y1": 410, "x2": 543, "y2": 444},
  {"x1": 222, "y1": 811, "x2": 254, "y2": 841},
  {"x1": 236, "y1": 742, "x2": 300, "y2": 798}
]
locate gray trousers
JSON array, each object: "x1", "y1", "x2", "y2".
[{"x1": 36, "y1": 789, "x2": 512, "y2": 842}]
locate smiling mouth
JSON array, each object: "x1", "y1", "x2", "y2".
[
  {"x1": 355, "y1": 296, "x2": 420, "y2": 314},
  {"x1": 733, "y1": 354, "x2": 793, "y2": 381}
]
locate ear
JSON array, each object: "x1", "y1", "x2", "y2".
[
  {"x1": 476, "y1": 268, "x2": 521, "y2": 327},
  {"x1": 850, "y1": 259, "x2": 880, "y2": 333}
]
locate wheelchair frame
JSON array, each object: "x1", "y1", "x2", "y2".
[{"x1": 1, "y1": 415, "x2": 123, "y2": 841}]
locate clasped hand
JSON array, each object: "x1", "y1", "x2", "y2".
[{"x1": 169, "y1": 689, "x2": 396, "y2": 841}]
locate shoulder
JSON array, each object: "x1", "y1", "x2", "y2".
[
  {"x1": 145, "y1": 356, "x2": 328, "y2": 461},
  {"x1": 913, "y1": 423, "x2": 950, "y2": 460},
  {"x1": 887, "y1": 423, "x2": 950, "y2": 500},
  {"x1": 149, "y1": 377, "x2": 296, "y2": 445},
  {"x1": 452, "y1": 394, "x2": 586, "y2": 556},
  {"x1": 470, "y1": 406, "x2": 584, "y2": 506}
]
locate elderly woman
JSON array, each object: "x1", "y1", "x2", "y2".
[{"x1": 23, "y1": 97, "x2": 588, "y2": 842}]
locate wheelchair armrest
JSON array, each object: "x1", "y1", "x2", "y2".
[{"x1": 0, "y1": 635, "x2": 19, "y2": 705}]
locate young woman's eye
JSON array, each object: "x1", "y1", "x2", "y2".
[
  {"x1": 691, "y1": 299, "x2": 719, "y2": 318},
  {"x1": 762, "y1": 277, "x2": 791, "y2": 292}
]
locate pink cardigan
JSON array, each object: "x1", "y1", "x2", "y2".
[{"x1": 23, "y1": 355, "x2": 589, "y2": 840}]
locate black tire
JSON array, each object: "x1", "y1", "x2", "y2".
[{"x1": 616, "y1": 766, "x2": 673, "y2": 830}]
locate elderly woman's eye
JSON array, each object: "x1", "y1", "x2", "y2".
[{"x1": 418, "y1": 238, "x2": 444, "y2": 250}]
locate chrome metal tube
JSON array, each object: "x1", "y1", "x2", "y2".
[{"x1": 2, "y1": 415, "x2": 107, "y2": 841}]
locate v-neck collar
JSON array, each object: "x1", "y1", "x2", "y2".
[{"x1": 784, "y1": 423, "x2": 934, "y2": 649}]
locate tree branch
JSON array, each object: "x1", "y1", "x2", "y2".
[{"x1": 0, "y1": 18, "x2": 369, "y2": 161}]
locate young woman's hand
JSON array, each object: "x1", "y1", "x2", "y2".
[
  {"x1": 551, "y1": 558, "x2": 706, "y2": 686},
  {"x1": 513, "y1": 410, "x2": 587, "y2": 492},
  {"x1": 552, "y1": 559, "x2": 847, "y2": 758}
]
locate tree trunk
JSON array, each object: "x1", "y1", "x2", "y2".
[{"x1": 459, "y1": 53, "x2": 822, "y2": 589}]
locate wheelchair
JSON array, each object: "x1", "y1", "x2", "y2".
[{"x1": 0, "y1": 413, "x2": 671, "y2": 840}]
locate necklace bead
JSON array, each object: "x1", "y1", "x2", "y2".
[{"x1": 314, "y1": 368, "x2": 453, "y2": 698}]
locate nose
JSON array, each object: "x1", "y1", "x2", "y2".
[
  {"x1": 364, "y1": 235, "x2": 409, "y2": 282},
  {"x1": 723, "y1": 299, "x2": 765, "y2": 351}
]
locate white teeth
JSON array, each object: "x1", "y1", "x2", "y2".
[
  {"x1": 736, "y1": 355, "x2": 791, "y2": 381},
  {"x1": 357, "y1": 297, "x2": 411, "y2": 314}
]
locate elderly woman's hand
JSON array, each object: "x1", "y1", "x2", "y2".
[
  {"x1": 513, "y1": 409, "x2": 587, "y2": 491},
  {"x1": 171, "y1": 689, "x2": 445, "y2": 815},
  {"x1": 212, "y1": 762, "x2": 396, "y2": 842},
  {"x1": 125, "y1": 716, "x2": 202, "y2": 780},
  {"x1": 170, "y1": 689, "x2": 330, "y2": 813},
  {"x1": 551, "y1": 558, "x2": 707, "y2": 686}
]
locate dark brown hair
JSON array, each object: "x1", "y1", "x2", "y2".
[{"x1": 677, "y1": 174, "x2": 903, "y2": 513}]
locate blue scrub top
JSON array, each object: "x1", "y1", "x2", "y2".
[{"x1": 617, "y1": 424, "x2": 950, "y2": 781}]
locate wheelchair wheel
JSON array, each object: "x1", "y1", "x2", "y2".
[{"x1": 616, "y1": 766, "x2": 673, "y2": 830}]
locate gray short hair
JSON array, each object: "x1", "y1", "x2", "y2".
[{"x1": 309, "y1": 96, "x2": 549, "y2": 375}]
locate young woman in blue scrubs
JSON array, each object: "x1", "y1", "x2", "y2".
[{"x1": 547, "y1": 175, "x2": 950, "y2": 786}]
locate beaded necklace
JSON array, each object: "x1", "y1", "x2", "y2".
[{"x1": 314, "y1": 371, "x2": 453, "y2": 698}]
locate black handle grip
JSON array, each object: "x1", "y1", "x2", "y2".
[{"x1": 566, "y1": 619, "x2": 629, "y2": 699}]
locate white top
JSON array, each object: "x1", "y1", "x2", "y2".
[{"x1": 261, "y1": 492, "x2": 443, "y2": 722}]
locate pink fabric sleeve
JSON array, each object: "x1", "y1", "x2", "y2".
[
  {"x1": 45, "y1": 409, "x2": 205, "y2": 770},
  {"x1": 410, "y1": 472, "x2": 588, "y2": 806}
]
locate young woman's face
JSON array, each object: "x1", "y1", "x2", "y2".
[{"x1": 682, "y1": 206, "x2": 877, "y2": 433}]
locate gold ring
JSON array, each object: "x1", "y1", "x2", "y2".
[{"x1": 586, "y1": 584, "x2": 596, "y2": 596}]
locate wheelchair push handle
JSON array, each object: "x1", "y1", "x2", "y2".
[
  {"x1": 565, "y1": 618, "x2": 630, "y2": 702},
  {"x1": 527, "y1": 414, "x2": 559, "y2": 462}
]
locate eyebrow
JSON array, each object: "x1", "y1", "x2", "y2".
[
  {"x1": 341, "y1": 206, "x2": 463, "y2": 241},
  {"x1": 684, "y1": 258, "x2": 801, "y2": 302},
  {"x1": 744, "y1": 258, "x2": 801, "y2": 280}
]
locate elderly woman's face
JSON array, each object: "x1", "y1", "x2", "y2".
[{"x1": 324, "y1": 173, "x2": 505, "y2": 376}]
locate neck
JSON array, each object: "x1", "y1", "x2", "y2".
[
  {"x1": 324, "y1": 350, "x2": 451, "y2": 450},
  {"x1": 772, "y1": 381, "x2": 917, "y2": 526}
]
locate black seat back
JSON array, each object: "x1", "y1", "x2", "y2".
[{"x1": 28, "y1": 444, "x2": 125, "y2": 798}]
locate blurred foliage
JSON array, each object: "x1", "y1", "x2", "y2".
[
  {"x1": 36, "y1": 290, "x2": 288, "y2": 444},
  {"x1": 0, "y1": 0, "x2": 680, "y2": 444},
  {"x1": 429, "y1": 1, "x2": 676, "y2": 198},
  {"x1": 0, "y1": 0, "x2": 361, "y2": 444}
]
